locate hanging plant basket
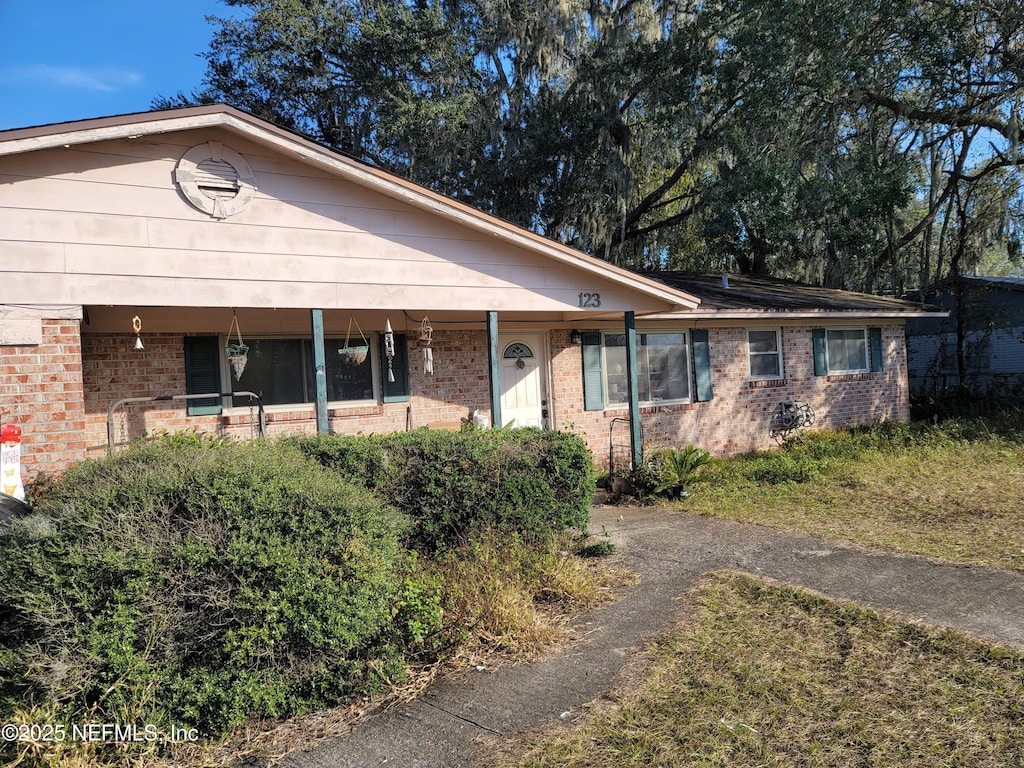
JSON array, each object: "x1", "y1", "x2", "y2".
[
  {"x1": 226, "y1": 342, "x2": 249, "y2": 380},
  {"x1": 339, "y1": 316, "x2": 369, "y2": 365},
  {"x1": 226, "y1": 314, "x2": 249, "y2": 380}
]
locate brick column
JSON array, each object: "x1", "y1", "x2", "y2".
[{"x1": 1, "y1": 319, "x2": 87, "y2": 482}]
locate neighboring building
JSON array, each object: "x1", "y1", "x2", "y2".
[
  {"x1": 906, "y1": 275, "x2": 1024, "y2": 394},
  {"x1": 1, "y1": 106, "x2": 945, "y2": 481}
]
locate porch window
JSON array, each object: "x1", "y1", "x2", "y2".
[
  {"x1": 231, "y1": 338, "x2": 375, "y2": 407},
  {"x1": 747, "y1": 329, "x2": 783, "y2": 379},
  {"x1": 604, "y1": 332, "x2": 691, "y2": 405},
  {"x1": 581, "y1": 329, "x2": 713, "y2": 411}
]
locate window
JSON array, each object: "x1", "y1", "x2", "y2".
[
  {"x1": 604, "y1": 332, "x2": 691, "y2": 405},
  {"x1": 826, "y1": 328, "x2": 868, "y2": 373},
  {"x1": 581, "y1": 329, "x2": 712, "y2": 411},
  {"x1": 747, "y1": 329, "x2": 783, "y2": 379},
  {"x1": 812, "y1": 327, "x2": 883, "y2": 375},
  {"x1": 230, "y1": 338, "x2": 375, "y2": 407}
]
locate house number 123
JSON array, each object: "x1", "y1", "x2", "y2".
[{"x1": 578, "y1": 292, "x2": 601, "y2": 308}]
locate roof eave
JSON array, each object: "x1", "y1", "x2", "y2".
[{"x1": 641, "y1": 309, "x2": 951, "y2": 321}]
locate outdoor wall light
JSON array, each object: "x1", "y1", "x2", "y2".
[{"x1": 570, "y1": 330, "x2": 583, "y2": 344}]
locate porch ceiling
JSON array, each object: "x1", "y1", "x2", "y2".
[{"x1": 79, "y1": 306, "x2": 645, "y2": 335}]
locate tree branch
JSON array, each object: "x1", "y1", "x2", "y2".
[{"x1": 858, "y1": 89, "x2": 1017, "y2": 139}]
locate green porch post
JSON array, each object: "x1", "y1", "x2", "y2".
[
  {"x1": 487, "y1": 311, "x2": 502, "y2": 428},
  {"x1": 624, "y1": 310, "x2": 643, "y2": 467},
  {"x1": 311, "y1": 309, "x2": 329, "y2": 434}
]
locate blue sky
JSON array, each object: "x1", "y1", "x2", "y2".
[{"x1": 0, "y1": 1, "x2": 235, "y2": 130}]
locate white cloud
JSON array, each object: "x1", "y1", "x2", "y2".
[{"x1": 0, "y1": 64, "x2": 143, "y2": 92}]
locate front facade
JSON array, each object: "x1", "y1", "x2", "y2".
[{"x1": 1, "y1": 106, "x2": 943, "y2": 482}]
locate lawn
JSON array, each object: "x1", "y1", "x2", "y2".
[
  {"x1": 684, "y1": 418, "x2": 1024, "y2": 572},
  {"x1": 496, "y1": 415, "x2": 1024, "y2": 767},
  {"x1": 501, "y1": 572, "x2": 1023, "y2": 767}
]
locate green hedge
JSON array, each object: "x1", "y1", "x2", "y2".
[
  {"x1": 293, "y1": 427, "x2": 594, "y2": 549},
  {"x1": 0, "y1": 437, "x2": 434, "y2": 734}
]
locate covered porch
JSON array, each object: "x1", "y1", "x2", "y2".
[{"x1": 79, "y1": 304, "x2": 668, "y2": 471}]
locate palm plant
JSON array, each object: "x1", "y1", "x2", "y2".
[{"x1": 652, "y1": 446, "x2": 712, "y2": 499}]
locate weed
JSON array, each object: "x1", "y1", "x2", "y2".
[{"x1": 576, "y1": 526, "x2": 617, "y2": 558}]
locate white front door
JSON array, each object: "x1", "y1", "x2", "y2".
[{"x1": 498, "y1": 334, "x2": 547, "y2": 428}]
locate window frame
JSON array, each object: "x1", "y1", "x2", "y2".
[
  {"x1": 746, "y1": 328, "x2": 784, "y2": 380},
  {"x1": 824, "y1": 327, "x2": 870, "y2": 374},
  {"x1": 220, "y1": 333, "x2": 381, "y2": 413},
  {"x1": 601, "y1": 329, "x2": 693, "y2": 407}
]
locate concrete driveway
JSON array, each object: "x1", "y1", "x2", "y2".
[{"x1": 283, "y1": 505, "x2": 1024, "y2": 768}]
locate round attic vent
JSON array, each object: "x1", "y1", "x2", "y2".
[{"x1": 174, "y1": 141, "x2": 256, "y2": 219}]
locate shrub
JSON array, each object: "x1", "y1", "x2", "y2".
[
  {"x1": 0, "y1": 438, "x2": 430, "y2": 735},
  {"x1": 284, "y1": 432, "x2": 387, "y2": 480},
  {"x1": 295, "y1": 428, "x2": 594, "y2": 550},
  {"x1": 649, "y1": 446, "x2": 712, "y2": 499}
]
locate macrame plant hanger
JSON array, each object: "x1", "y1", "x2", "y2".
[{"x1": 226, "y1": 312, "x2": 249, "y2": 381}]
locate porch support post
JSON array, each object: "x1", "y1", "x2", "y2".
[
  {"x1": 624, "y1": 310, "x2": 643, "y2": 467},
  {"x1": 487, "y1": 311, "x2": 502, "y2": 428},
  {"x1": 311, "y1": 309, "x2": 329, "y2": 434}
]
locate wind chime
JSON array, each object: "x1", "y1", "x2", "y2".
[
  {"x1": 132, "y1": 315, "x2": 144, "y2": 350},
  {"x1": 419, "y1": 316, "x2": 434, "y2": 375},
  {"x1": 383, "y1": 318, "x2": 396, "y2": 382}
]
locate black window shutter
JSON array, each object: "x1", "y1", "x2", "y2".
[
  {"x1": 184, "y1": 336, "x2": 222, "y2": 416},
  {"x1": 691, "y1": 329, "x2": 714, "y2": 401},
  {"x1": 869, "y1": 327, "x2": 884, "y2": 372},
  {"x1": 382, "y1": 333, "x2": 410, "y2": 402},
  {"x1": 581, "y1": 333, "x2": 605, "y2": 411},
  {"x1": 812, "y1": 328, "x2": 828, "y2": 376}
]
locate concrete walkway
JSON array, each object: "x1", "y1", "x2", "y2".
[{"x1": 284, "y1": 506, "x2": 1024, "y2": 768}]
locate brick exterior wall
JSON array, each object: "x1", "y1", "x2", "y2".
[
  {"x1": 17, "y1": 323, "x2": 909, "y2": 478},
  {"x1": 1, "y1": 319, "x2": 87, "y2": 480},
  {"x1": 82, "y1": 333, "x2": 221, "y2": 456},
  {"x1": 551, "y1": 324, "x2": 910, "y2": 470},
  {"x1": 82, "y1": 330, "x2": 493, "y2": 456}
]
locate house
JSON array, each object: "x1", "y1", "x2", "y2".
[
  {"x1": 1, "y1": 105, "x2": 945, "y2": 482},
  {"x1": 906, "y1": 275, "x2": 1024, "y2": 394}
]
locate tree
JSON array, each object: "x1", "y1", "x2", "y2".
[{"x1": 162, "y1": 0, "x2": 1024, "y2": 289}]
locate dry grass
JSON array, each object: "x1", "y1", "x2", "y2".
[
  {"x1": 429, "y1": 532, "x2": 623, "y2": 661},
  {"x1": 500, "y1": 572, "x2": 1024, "y2": 768},
  {"x1": 2, "y1": 532, "x2": 628, "y2": 768},
  {"x1": 686, "y1": 428, "x2": 1024, "y2": 571}
]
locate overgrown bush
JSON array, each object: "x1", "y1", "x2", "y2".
[
  {"x1": 0, "y1": 437, "x2": 436, "y2": 735},
  {"x1": 294, "y1": 428, "x2": 594, "y2": 550}
]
